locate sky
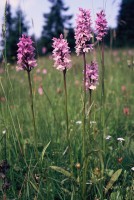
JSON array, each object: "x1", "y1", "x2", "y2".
[{"x1": 0, "y1": 0, "x2": 122, "y2": 38}]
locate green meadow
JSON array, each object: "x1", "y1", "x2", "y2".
[{"x1": 0, "y1": 49, "x2": 134, "y2": 199}]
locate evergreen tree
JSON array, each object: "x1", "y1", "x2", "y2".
[
  {"x1": 1, "y1": 3, "x2": 13, "y2": 62},
  {"x1": 116, "y1": 0, "x2": 134, "y2": 47},
  {"x1": 10, "y1": 7, "x2": 29, "y2": 61},
  {"x1": 5, "y1": 3, "x2": 29, "y2": 62},
  {"x1": 5, "y1": 3, "x2": 13, "y2": 38},
  {"x1": 41, "y1": 0, "x2": 73, "y2": 53}
]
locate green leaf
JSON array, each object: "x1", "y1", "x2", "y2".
[
  {"x1": 61, "y1": 187, "x2": 71, "y2": 195},
  {"x1": 105, "y1": 169, "x2": 122, "y2": 194},
  {"x1": 50, "y1": 166, "x2": 73, "y2": 179},
  {"x1": 41, "y1": 141, "x2": 51, "y2": 161},
  {"x1": 29, "y1": 181, "x2": 44, "y2": 200},
  {"x1": 29, "y1": 181, "x2": 39, "y2": 193}
]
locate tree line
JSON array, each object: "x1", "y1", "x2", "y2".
[{"x1": 0, "y1": 0, "x2": 134, "y2": 63}]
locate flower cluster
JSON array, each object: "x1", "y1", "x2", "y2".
[
  {"x1": 75, "y1": 8, "x2": 93, "y2": 55},
  {"x1": 52, "y1": 34, "x2": 71, "y2": 71},
  {"x1": 95, "y1": 10, "x2": 107, "y2": 41},
  {"x1": 85, "y1": 61, "x2": 99, "y2": 90},
  {"x1": 17, "y1": 34, "x2": 37, "y2": 71}
]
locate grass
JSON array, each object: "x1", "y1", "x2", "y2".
[{"x1": 0, "y1": 48, "x2": 134, "y2": 199}]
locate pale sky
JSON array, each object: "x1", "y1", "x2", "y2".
[{"x1": 0, "y1": 0, "x2": 122, "y2": 38}]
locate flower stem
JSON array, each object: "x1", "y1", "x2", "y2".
[
  {"x1": 82, "y1": 52, "x2": 87, "y2": 200},
  {"x1": 63, "y1": 69, "x2": 72, "y2": 168},
  {"x1": 101, "y1": 38, "x2": 105, "y2": 102},
  {"x1": 27, "y1": 71, "x2": 38, "y2": 156},
  {"x1": 89, "y1": 89, "x2": 92, "y2": 128},
  {"x1": 101, "y1": 38, "x2": 106, "y2": 174}
]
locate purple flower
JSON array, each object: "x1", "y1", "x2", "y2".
[
  {"x1": 85, "y1": 61, "x2": 99, "y2": 90},
  {"x1": 95, "y1": 10, "x2": 108, "y2": 41},
  {"x1": 52, "y1": 34, "x2": 71, "y2": 71},
  {"x1": 75, "y1": 8, "x2": 93, "y2": 56},
  {"x1": 17, "y1": 34, "x2": 37, "y2": 71}
]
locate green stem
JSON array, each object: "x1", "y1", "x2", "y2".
[
  {"x1": 82, "y1": 52, "x2": 86, "y2": 200},
  {"x1": 89, "y1": 89, "x2": 92, "y2": 125},
  {"x1": 63, "y1": 69, "x2": 72, "y2": 168},
  {"x1": 101, "y1": 38, "x2": 105, "y2": 103},
  {"x1": 88, "y1": 89, "x2": 92, "y2": 145},
  {"x1": 101, "y1": 38, "x2": 106, "y2": 175},
  {"x1": 27, "y1": 71, "x2": 38, "y2": 156}
]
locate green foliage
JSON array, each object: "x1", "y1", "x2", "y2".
[
  {"x1": 0, "y1": 49, "x2": 134, "y2": 199},
  {"x1": 4, "y1": 3, "x2": 29, "y2": 62},
  {"x1": 116, "y1": 0, "x2": 134, "y2": 47},
  {"x1": 40, "y1": 0, "x2": 73, "y2": 53}
]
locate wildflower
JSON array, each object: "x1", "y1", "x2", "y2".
[
  {"x1": 131, "y1": 167, "x2": 134, "y2": 171},
  {"x1": 2, "y1": 130, "x2": 6, "y2": 134},
  {"x1": 117, "y1": 138, "x2": 125, "y2": 142},
  {"x1": 36, "y1": 69, "x2": 41, "y2": 73},
  {"x1": 17, "y1": 34, "x2": 37, "y2": 71},
  {"x1": 123, "y1": 107, "x2": 130, "y2": 116},
  {"x1": 127, "y1": 60, "x2": 131, "y2": 68},
  {"x1": 42, "y1": 68, "x2": 47, "y2": 74},
  {"x1": 95, "y1": 10, "x2": 107, "y2": 41},
  {"x1": 106, "y1": 135, "x2": 111, "y2": 140},
  {"x1": 52, "y1": 34, "x2": 71, "y2": 71},
  {"x1": 75, "y1": 8, "x2": 93, "y2": 55},
  {"x1": 76, "y1": 121, "x2": 82, "y2": 124},
  {"x1": 38, "y1": 86, "x2": 43, "y2": 95},
  {"x1": 75, "y1": 163, "x2": 81, "y2": 169},
  {"x1": 85, "y1": 61, "x2": 99, "y2": 90},
  {"x1": 42, "y1": 47, "x2": 47, "y2": 54},
  {"x1": 121, "y1": 85, "x2": 126, "y2": 92},
  {"x1": 90, "y1": 121, "x2": 96, "y2": 124},
  {"x1": 33, "y1": 75, "x2": 42, "y2": 83},
  {"x1": 57, "y1": 88, "x2": 62, "y2": 94},
  {"x1": 75, "y1": 80, "x2": 80, "y2": 86},
  {"x1": 0, "y1": 97, "x2": 5, "y2": 102},
  {"x1": 128, "y1": 50, "x2": 133, "y2": 56},
  {"x1": 117, "y1": 157, "x2": 123, "y2": 163}
]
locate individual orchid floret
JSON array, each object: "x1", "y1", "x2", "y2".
[
  {"x1": 75, "y1": 8, "x2": 93, "y2": 56},
  {"x1": 95, "y1": 10, "x2": 108, "y2": 41},
  {"x1": 52, "y1": 34, "x2": 71, "y2": 71},
  {"x1": 85, "y1": 61, "x2": 99, "y2": 90},
  {"x1": 17, "y1": 34, "x2": 37, "y2": 71}
]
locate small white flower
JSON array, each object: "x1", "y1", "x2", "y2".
[
  {"x1": 2, "y1": 130, "x2": 6, "y2": 134},
  {"x1": 90, "y1": 121, "x2": 96, "y2": 124},
  {"x1": 117, "y1": 138, "x2": 125, "y2": 142},
  {"x1": 76, "y1": 121, "x2": 82, "y2": 124},
  {"x1": 131, "y1": 167, "x2": 134, "y2": 171},
  {"x1": 106, "y1": 135, "x2": 112, "y2": 140}
]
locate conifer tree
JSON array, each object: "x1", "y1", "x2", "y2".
[
  {"x1": 5, "y1": 3, "x2": 29, "y2": 62},
  {"x1": 116, "y1": 0, "x2": 134, "y2": 47},
  {"x1": 9, "y1": 7, "x2": 29, "y2": 61},
  {"x1": 41, "y1": 0, "x2": 73, "y2": 53}
]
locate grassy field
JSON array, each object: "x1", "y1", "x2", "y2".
[{"x1": 0, "y1": 48, "x2": 134, "y2": 199}]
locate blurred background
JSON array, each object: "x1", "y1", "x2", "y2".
[{"x1": 0, "y1": 0, "x2": 134, "y2": 62}]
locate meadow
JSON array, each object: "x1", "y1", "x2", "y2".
[{"x1": 0, "y1": 47, "x2": 134, "y2": 199}]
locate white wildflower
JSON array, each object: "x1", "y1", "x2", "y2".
[
  {"x1": 117, "y1": 138, "x2": 125, "y2": 142},
  {"x1": 76, "y1": 121, "x2": 82, "y2": 124},
  {"x1": 90, "y1": 121, "x2": 96, "y2": 124},
  {"x1": 131, "y1": 167, "x2": 134, "y2": 171},
  {"x1": 2, "y1": 130, "x2": 6, "y2": 134},
  {"x1": 106, "y1": 135, "x2": 111, "y2": 140}
]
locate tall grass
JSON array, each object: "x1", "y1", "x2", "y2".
[{"x1": 0, "y1": 48, "x2": 134, "y2": 199}]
